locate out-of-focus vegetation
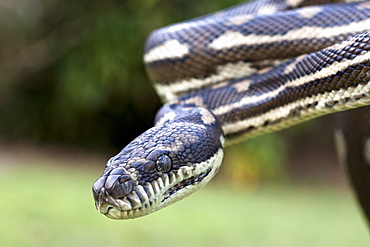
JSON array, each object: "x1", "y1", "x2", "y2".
[
  {"x1": 0, "y1": 0, "x2": 296, "y2": 182},
  {"x1": 0, "y1": 0, "x2": 243, "y2": 147},
  {"x1": 0, "y1": 152, "x2": 368, "y2": 247},
  {"x1": 0, "y1": 0, "x2": 367, "y2": 243}
]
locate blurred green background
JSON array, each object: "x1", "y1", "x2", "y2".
[{"x1": 0, "y1": 0, "x2": 368, "y2": 246}]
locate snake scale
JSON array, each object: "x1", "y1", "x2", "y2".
[{"x1": 92, "y1": 0, "x2": 370, "y2": 223}]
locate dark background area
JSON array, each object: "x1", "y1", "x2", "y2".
[{"x1": 0, "y1": 0, "x2": 342, "y2": 183}]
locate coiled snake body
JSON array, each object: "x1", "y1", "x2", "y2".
[{"x1": 92, "y1": 0, "x2": 370, "y2": 222}]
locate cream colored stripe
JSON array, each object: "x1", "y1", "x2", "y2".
[
  {"x1": 233, "y1": 79, "x2": 252, "y2": 93},
  {"x1": 286, "y1": 0, "x2": 305, "y2": 8},
  {"x1": 208, "y1": 18, "x2": 370, "y2": 50},
  {"x1": 326, "y1": 36, "x2": 358, "y2": 51},
  {"x1": 144, "y1": 40, "x2": 189, "y2": 63},
  {"x1": 154, "y1": 61, "x2": 259, "y2": 102},
  {"x1": 214, "y1": 83, "x2": 286, "y2": 116},
  {"x1": 222, "y1": 84, "x2": 370, "y2": 136},
  {"x1": 165, "y1": 19, "x2": 215, "y2": 33},
  {"x1": 286, "y1": 47, "x2": 370, "y2": 88},
  {"x1": 226, "y1": 14, "x2": 254, "y2": 26},
  {"x1": 155, "y1": 111, "x2": 176, "y2": 126},
  {"x1": 257, "y1": 3, "x2": 279, "y2": 15},
  {"x1": 156, "y1": 58, "x2": 285, "y2": 103},
  {"x1": 297, "y1": 6, "x2": 323, "y2": 19},
  {"x1": 213, "y1": 47, "x2": 370, "y2": 116},
  {"x1": 283, "y1": 56, "x2": 305, "y2": 74}
]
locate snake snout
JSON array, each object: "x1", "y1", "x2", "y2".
[
  {"x1": 106, "y1": 175, "x2": 133, "y2": 198},
  {"x1": 93, "y1": 172, "x2": 135, "y2": 216},
  {"x1": 92, "y1": 167, "x2": 134, "y2": 201}
]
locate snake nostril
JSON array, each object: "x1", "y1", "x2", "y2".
[
  {"x1": 106, "y1": 205, "x2": 114, "y2": 212},
  {"x1": 109, "y1": 176, "x2": 133, "y2": 198}
]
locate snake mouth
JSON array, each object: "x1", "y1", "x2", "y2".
[
  {"x1": 163, "y1": 168, "x2": 211, "y2": 202},
  {"x1": 97, "y1": 148, "x2": 224, "y2": 220},
  {"x1": 98, "y1": 168, "x2": 212, "y2": 219}
]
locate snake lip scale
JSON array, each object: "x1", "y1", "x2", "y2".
[{"x1": 93, "y1": 0, "x2": 370, "y2": 221}]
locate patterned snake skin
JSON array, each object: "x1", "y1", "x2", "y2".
[{"x1": 92, "y1": 0, "x2": 370, "y2": 223}]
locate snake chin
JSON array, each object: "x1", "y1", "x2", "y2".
[{"x1": 98, "y1": 148, "x2": 224, "y2": 220}]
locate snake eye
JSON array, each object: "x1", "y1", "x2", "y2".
[{"x1": 156, "y1": 155, "x2": 172, "y2": 173}]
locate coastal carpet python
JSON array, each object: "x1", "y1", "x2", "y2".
[{"x1": 92, "y1": 0, "x2": 370, "y2": 225}]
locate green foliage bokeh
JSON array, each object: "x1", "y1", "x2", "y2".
[
  {"x1": 0, "y1": 0, "x2": 303, "y2": 182},
  {"x1": 0, "y1": 0, "x2": 243, "y2": 148}
]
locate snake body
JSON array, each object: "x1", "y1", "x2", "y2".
[{"x1": 92, "y1": 0, "x2": 370, "y2": 220}]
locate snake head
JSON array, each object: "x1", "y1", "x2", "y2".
[{"x1": 92, "y1": 106, "x2": 224, "y2": 219}]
